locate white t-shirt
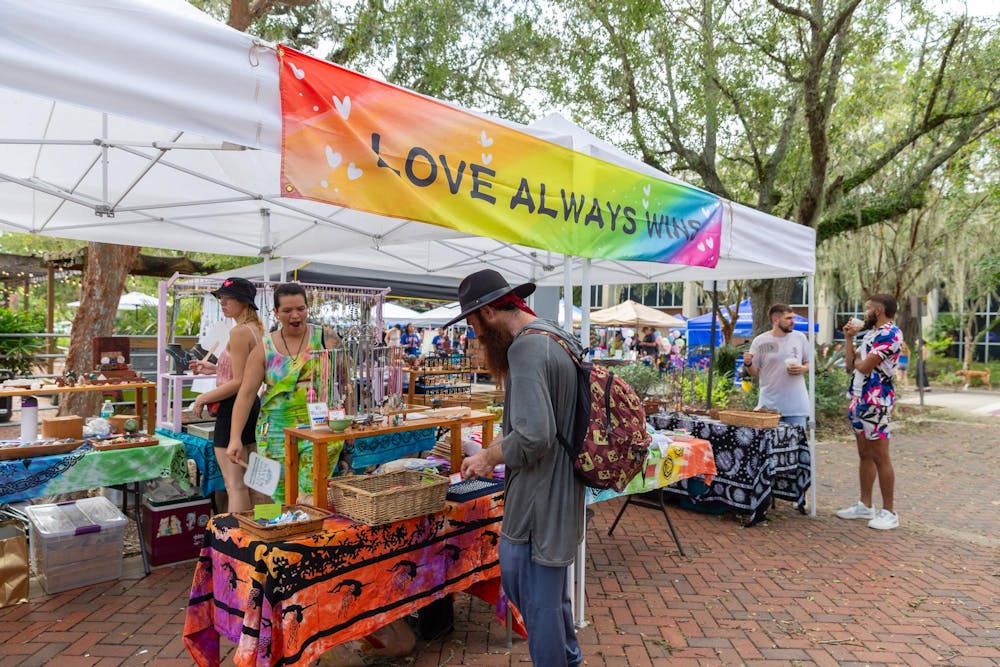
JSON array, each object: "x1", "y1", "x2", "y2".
[{"x1": 749, "y1": 330, "x2": 810, "y2": 417}]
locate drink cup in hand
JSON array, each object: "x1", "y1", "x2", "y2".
[
  {"x1": 850, "y1": 317, "x2": 864, "y2": 330},
  {"x1": 785, "y1": 357, "x2": 798, "y2": 371}
]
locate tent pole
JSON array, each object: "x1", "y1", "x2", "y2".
[
  {"x1": 563, "y1": 258, "x2": 573, "y2": 334},
  {"x1": 807, "y1": 274, "x2": 817, "y2": 517},
  {"x1": 706, "y1": 282, "x2": 718, "y2": 409},
  {"x1": 574, "y1": 257, "x2": 591, "y2": 629},
  {"x1": 581, "y1": 258, "x2": 591, "y2": 353},
  {"x1": 101, "y1": 113, "x2": 109, "y2": 207},
  {"x1": 280, "y1": 257, "x2": 287, "y2": 282},
  {"x1": 260, "y1": 208, "x2": 271, "y2": 282}
]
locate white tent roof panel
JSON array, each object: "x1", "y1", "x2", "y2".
[{"x1": 0, "y1": 0, "x2": 814, "y2": 285}]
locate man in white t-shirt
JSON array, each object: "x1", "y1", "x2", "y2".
[{"x1": 743, "y1": 304, "x2": 810, "y2": 428}]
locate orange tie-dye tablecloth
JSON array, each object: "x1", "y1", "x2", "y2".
[{"x1": 183, "y1": 491, "x2": 521, "y2": 667}]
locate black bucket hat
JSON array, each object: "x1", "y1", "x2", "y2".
[
  {"x1": 211, "y1": 277, "x2": 258, "y2": 310},
  {"x1": 443, "y1": 269, "x2": 535, "y2": 327}
]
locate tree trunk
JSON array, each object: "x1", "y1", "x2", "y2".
[
  {"x1": 895, "y1": 297, "x2": 919, "y2": 348},
  {"x1": 746, "y1": 278, "x2": 796, "y2": 335},
  {"x1": 61, "y1": 243, "x2": 141, "y2": 418},
  {"x1": 962, "y1": 317, "x2": 975, "y2": 371}
]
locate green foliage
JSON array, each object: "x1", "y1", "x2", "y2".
[
  {"x1": 0, "y1": 309, "x2": 45, "y2": 376},
  {"x1": 929, "y1": 313, "x2": 961, "y2": 343},
  {"x1": 925, "y1": 336, "x2": 954, "y2": 356},
  {"x1": 814, "y1": 370, "x2": 849, "y2": 429},
  {"x1": 612, "y1": 362, "x2": 661, "y2": 400},
  {"x1": 712, "y1": 345, "x2": 740, "y2": 379},
  {"x1": 676, "y1": 370, "x2": 732, "y2": 410}
]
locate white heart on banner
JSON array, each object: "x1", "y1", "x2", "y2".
[
  {"x1": 706, "y1": 237, "x2": 714, "y2": 249},
  {"x1": 289, "y1": 63, "x2": 305, "y2": 80},
  {"x1": 481, "y1": 153, "x2": 493, "y2": 165},
  {"x1": 643, "y1": 184, "x2": 651, "y2": 196},
  {"x1": 325, "y1": 146, "x2": 342, "y2": 168},
  {"x1": 332, "y1": 95, "x2": 351, "y2": 120},
  {"x1": 642, "y1": 199, "x2": 649, "y2": 210},
  {"x1": 479, "y1": 131, "x2": 494, "y2": 147},
  {"x1": 697, "y1": 242, "x2": 706, "y2": 252},
  {"x1": 347, "y1": 163, "x2": 363, "y2": 180}
]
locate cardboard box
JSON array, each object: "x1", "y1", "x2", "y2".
[
  {"x1": 109, "y1": 414, "x2": 138, "y2": 433},
  {"x1": 40, "y1": 415, "x2": 84, "y2": 440},
  {"x1": 141, "y1": 497, "x2": 212, "y2": 566}
]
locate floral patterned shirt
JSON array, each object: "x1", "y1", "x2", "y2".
[{"x1": 850, "y1": 323, "x2": 902, "y2": 407}]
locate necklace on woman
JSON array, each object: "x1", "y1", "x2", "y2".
[{"x1": 279, "y1": 327, "x2": 307, "y2": 362}]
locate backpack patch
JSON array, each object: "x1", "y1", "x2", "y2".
[{"x1": 528, "y1": 329, "x2": 651, "y2": 492}]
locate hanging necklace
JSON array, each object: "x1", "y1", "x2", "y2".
[{"x1": 279, "y1": 326, "x2": 307, "y2": 363}]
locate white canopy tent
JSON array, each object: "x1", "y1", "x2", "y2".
[
  {"x1": 67, "y1": 291, "x2": 158, "y2": 309},
  {"x1": 0, "y1": 0, "x2": 814, "y2": 285},
  {"x1": 588, "y1": 300, "x2": 686, "y2": 329},
  {"x1": 0, "y1": 0, "x2": 818, "y2": 629}
]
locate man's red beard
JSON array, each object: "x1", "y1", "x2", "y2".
[{"x1": 475, "y1": 318, "x2": 515, "y2": 384}]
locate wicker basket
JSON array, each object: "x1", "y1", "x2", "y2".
[
  {"x1": 327, "y1": 470, "x2": 450, "y2": 526},
  {"x1": 717, "y1": 409, "x2": 781, "y2": 429},
  {"x1": 232, "y1": 504, "x2": 332, "y2": 541}
]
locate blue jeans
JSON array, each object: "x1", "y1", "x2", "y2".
[
  {"x1": 780, "y1": 415, "x2": 808, "y2": 429},
  {"x1": 499, "y1": 538, "x2": 582, "y2": 667}
]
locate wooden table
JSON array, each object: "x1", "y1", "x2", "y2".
[
  {"x1": 0, "y1": 381, "x2": 157, "y2": 432},
  {"x1": 283, "y1": 410, "x2": 497, "y2": 506}
]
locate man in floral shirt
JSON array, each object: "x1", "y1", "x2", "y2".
[{"x1": 837, "y1": 294, "x2": 903, "y2": 530}]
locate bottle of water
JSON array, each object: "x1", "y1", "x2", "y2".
[{"x1": 100, "y1": 399, "x2": 114, "y2": 419}]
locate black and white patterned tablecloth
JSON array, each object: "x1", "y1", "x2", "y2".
[{"x1": 649, "y1": 412, "x2": 811, "y2": 525}]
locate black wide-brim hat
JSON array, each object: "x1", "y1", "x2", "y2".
[
  {"x1": 443, "y1": 269, "x2": 535, "y2": 327},
  {"x1": 211, "y1": 277, "x2": 258, "y2": 310}
]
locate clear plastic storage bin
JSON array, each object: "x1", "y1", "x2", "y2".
[{"x1": 25, "y1": 496, "x2": 127, "y2": 594}]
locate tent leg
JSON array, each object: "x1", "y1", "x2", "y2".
[
  {"x1": 581, "y1": 259, "x2": 591, "y2": 354},
  {"x1": 807, "y1": 274, "x2": 817, "y2": 517},
  {"x1": 563, "y1": 258, "x2": 573, "y2": 334}
]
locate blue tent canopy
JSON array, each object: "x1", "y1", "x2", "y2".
[{"x1": 686, "y1": 299, "x2": 817, "y2": 347}]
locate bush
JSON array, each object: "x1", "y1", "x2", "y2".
[
  {"x1": 612, "y1": 362, "x2": 662, "y2": 400},
  {"x1": 0, "y1": 309, "x2": 45, "y2": 376},
  {"x1": 677, "y1": 370, "x2": 732, "y2": 409},
  {"x1": 814, "y1": 369, "x2": 849, "y2": 428},
  {"x1": 713, "y1": 344, "x2": 741, "y2": 379}
]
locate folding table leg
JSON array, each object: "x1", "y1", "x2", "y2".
[
  {"x1": 133, "y1": 483, "x2": 151, "y2": 575},
  {"x1": 656, "y1": 491, "x2": 686, "y2": 557},
  {"x1": 607, "y1": 492, "x2": 686, "y2": 557},
  {"x1": 606, "y1": 495, "x2": 633, "y2": 536}
]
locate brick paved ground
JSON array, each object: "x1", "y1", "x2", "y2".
[{"x1": 1, "y1": 410, "x2": 997, "y2": 666}]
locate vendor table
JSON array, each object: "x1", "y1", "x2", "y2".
[
  {"x1": 0, "y1": 381, "x2": 157, "y2": 433},
  {"x1": 0, "y1": 437, "x2": 188, "y2": 503},
  {"x1": 649, "y1": 412, "x2": 810, "y2": 525},
  {"x1": 282, "y1": 411, "x2": 496, "y2": 507},
  {"x1": 183, "y1": 491, "x2": 520, "y2": 667},
  {"x1": 0, "y1": 437, "x2": 190, "y2": 574},
  {"x1": 586, "y1": 437, "x2": 716, "y2": 556}
]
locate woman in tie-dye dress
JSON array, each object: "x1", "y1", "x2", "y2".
[{"x1": 228, "y1": 283, "x2": 343, "y2": 503}]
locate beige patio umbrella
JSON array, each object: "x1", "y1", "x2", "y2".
[{"x1": 588, "y1": 300, "x2": 686, "y2": 329}]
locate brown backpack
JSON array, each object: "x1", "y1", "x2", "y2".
[{"x1": 526, "y1": 328, "x2": 651, "y2": 492}]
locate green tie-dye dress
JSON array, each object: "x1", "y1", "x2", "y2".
[{"x1": 256, "y1": 325, "x2": 343, "y2": 502}]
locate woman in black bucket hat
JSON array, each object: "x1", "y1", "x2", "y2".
[{"x1": 188, "y1": 277, "x2": 264, "y2": 512}]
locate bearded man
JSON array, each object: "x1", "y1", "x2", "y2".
[
  {"x1": 742, "y1": 303, "x2": 811, "y2": 429},
  {"x1": 447, "y1": 269, "x2": 585, "y2": 667},
  {"x1": 836, "y1": 294, "x2": 902, "y2": 530}
]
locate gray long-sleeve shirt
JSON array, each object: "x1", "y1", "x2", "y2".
[{"x1": 499, "y1": 319, "x2": 585, "y2": 566}]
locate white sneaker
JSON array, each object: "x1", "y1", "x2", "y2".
[
  {"x1": 868, "y1": 509, "x2": 899, "y2": 530},
  {"x1": 835, "y1": 501, "x2": 875, "y2": 520}
]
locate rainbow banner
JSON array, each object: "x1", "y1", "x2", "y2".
[{"x1": 279, "y1": 47, "x2": 722, "y2": 266}]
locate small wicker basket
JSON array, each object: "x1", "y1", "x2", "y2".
[
  {"x1": 232, "y1": 504, "x2": 332, "y2": 541},
  {"x1": 327, "y1": 470, "x2": 450, "y2": 526},
  {"x1": 717, "y1": 409, "x2": 781, "y2": 429}
]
